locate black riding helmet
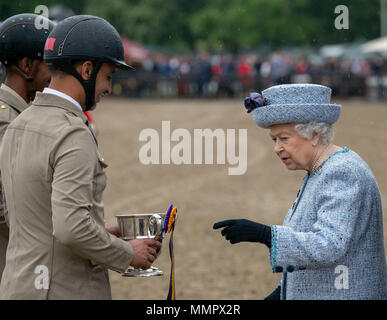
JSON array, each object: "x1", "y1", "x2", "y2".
[
  {"x1": 43, "y1": 15, "x2": 134, "y2": 110},
  {"x1": 0, "y1": 13, "x2": 55, "y2": 67}
]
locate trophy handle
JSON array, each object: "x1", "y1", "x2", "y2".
[{"x1": 148, "y1": 214, "x2": 162, "y2": 238}]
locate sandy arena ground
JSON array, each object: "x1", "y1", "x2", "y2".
[{"x1": 92, "y1": 97, "x2": 387, "y2": 300}]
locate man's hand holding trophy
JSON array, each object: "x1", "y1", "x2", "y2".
[{"x1": 115, "y1": 205, "x2": 178, "y2": 279}]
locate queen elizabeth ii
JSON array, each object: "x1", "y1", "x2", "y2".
[{"x1": 214, "y1": 84, "x2": 386, "y2": 300}]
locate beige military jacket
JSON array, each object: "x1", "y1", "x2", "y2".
[
  {"x1": 0, "y1": 84, "x2": 29, "y2": 282},
  {"x1": 0, "y1": 92, "x2": 133, "y2": 299}
]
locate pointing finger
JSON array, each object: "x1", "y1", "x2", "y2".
[{"x1": 213, "y1": 220, "x2": 237, "y2": 230}]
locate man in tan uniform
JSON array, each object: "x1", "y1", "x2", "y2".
[
  {"x1": 0, "y1": 15, "x2": 161, "y2": 299},
  {"x1": 0, "y1": 13, "x2": 54, "y2": 281}
]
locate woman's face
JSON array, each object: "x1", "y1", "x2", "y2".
[{"x1": 269, "y1": 123, "x2": 316, "y2": 171}]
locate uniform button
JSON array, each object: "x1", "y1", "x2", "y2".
[
  {"x1": 1, "y1": 105, "x2": 6, "y2": 109},
  {"x1": 275, "y1": 266, "x2": 283, "y2": 272},
  {"x1": 287, "y1": 265, "x2": 295, "y2": 272}
]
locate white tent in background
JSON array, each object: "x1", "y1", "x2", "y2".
[
  {"x1": 362, "y1": 36, "x2": 387, "y2": 55},
  {"x1": 320, "y1": 44, "x2": 347, "y2": 58}
]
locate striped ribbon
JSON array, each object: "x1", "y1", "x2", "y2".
[
  {"x1": 159, "y1": 204, "x2": 177, "y2": 300},
  {"x1": 167, "y1": 223, "x2": 175, "y2": 300}
]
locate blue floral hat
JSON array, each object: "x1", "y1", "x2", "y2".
[{"x1": 244, "y1": 84, "x2": 342, "y2": 128}]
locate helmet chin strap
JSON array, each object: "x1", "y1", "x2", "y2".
[
  {"x1": 9, "y1": 64, "x2": 34, "y2": 82},
  {"x1": 56, "y1": 60, "x2": 104, "y2": 111},
  {"x1": 8, "y1": 63, "x2": 37, "y2": 103}
]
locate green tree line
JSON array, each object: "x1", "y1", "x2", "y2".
[{"x1": 0, "y1": 0, "x2": 381, "y2": 52}]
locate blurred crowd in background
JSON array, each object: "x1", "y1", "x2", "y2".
[
  {"x1": 1, "y1": 2, "x2": 386, "y2": 101},
  {"x1": 113, "y1": 48, "x2": 387, "y2": 100},
  {"x1": 1, "y1": 46, "x2": 386, "y2": 101},
  {"x1": 1, "y1": 2, "x2": 387, "y2": 101}
]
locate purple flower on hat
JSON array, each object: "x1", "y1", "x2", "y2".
[{"x1": 244, "y1": 92, "x2": 267, "y2": 113}]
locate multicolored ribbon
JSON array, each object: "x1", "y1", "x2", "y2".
[
  {"x1": 167, "y1": 221, "x2": 175, "y2": 300},
  {"x1": 157, "y1": 204, "x2": 178, "y2": 300}
]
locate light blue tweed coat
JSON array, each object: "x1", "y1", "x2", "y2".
[{"x1": 270, "y1": 147, "x2": 386, "y2": 300}]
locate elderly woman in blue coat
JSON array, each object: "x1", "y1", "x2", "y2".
[{"x1": 214, "y1": 84, "x2": 386, "y2": 300}]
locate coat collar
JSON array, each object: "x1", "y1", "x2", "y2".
[
  {"x1": 32, "y1": 92, "x2": 98, "y2": 145},
  {"x1": 0, "y1": 84, "x2": 29, "y2": 113},
  {"x1": 32, "y1": 92, "x2": 89, "y2": 124}
]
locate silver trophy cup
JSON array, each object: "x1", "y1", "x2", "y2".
[{"x1": 116, "y1": 213, "x2": 165, "y2": 277}]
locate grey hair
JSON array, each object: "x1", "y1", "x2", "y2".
[{"x1": 294, "y1": 122, "x2": 334, "y2": 145}]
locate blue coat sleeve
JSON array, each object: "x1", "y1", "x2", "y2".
[{"x1": 270, "y1": 165, "x2": 369, "y2": 273}]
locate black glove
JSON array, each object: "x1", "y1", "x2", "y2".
[
  {"x1": 264, "y1": 285, "x2": 281, "y2": 300},
  {"x1": 213, "y1": 219, "x2": 271, "y2": 248}
]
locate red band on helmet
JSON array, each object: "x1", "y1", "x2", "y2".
[{"x1": 44, "y1": 38, "x2": 56, "y2": 51}]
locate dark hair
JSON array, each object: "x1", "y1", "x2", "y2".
[
  {"x1": 47, "y1": 60, "x2": 91, "y2": 76},
  {"x1": 3, "y1": 56, "x2": 38, "y2": 75}
]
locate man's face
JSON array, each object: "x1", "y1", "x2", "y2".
[
  {"x1": 93, "y1": 61, "x2": 115, "y2": 107},
  {"x1": 28, "y1": 60, "x2": 51, "y2": 102}
]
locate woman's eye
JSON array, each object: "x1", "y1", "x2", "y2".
[{"x1": 279, "y1": 137, "x2": 289, "y2": 141}]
